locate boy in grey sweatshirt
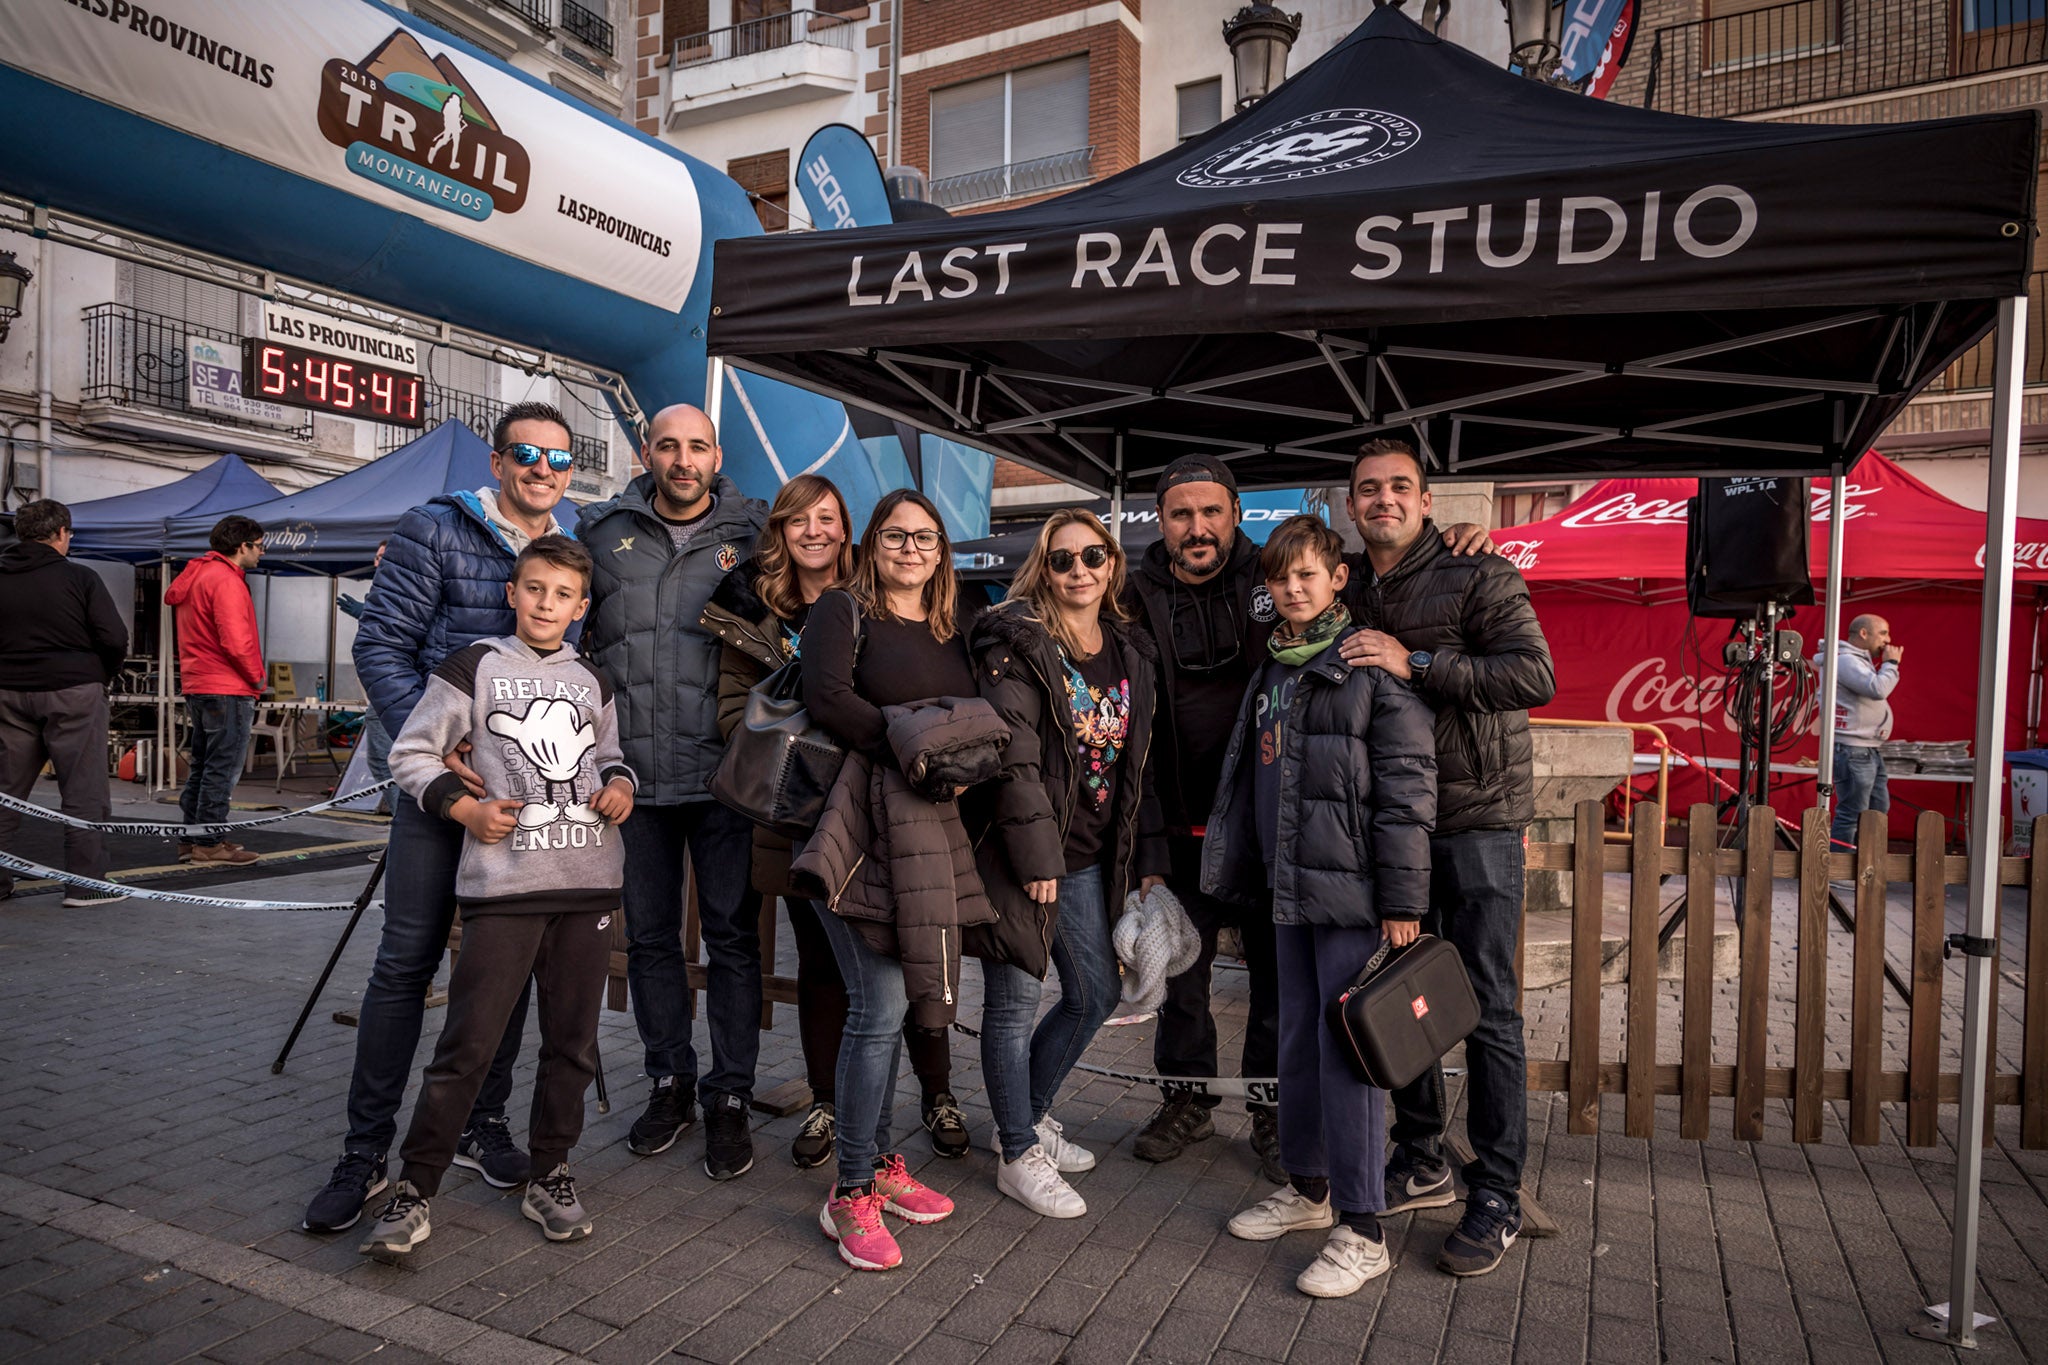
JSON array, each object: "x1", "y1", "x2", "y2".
[{"x1": 361, "y1": 536, "x2": 636, "y2": 1260}]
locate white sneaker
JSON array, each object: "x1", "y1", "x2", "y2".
[
  {"x1": 1034, "y1": 1115, "x2": 1095, "y2": 1173},
  {"x1": 997, "y1": 1145, "x2": 1086, "y2": 1218},
  {"x1": 1228, "y1": 1186, "x2": 1336, "y2": 1241},
  {"x1": 1296, "y1": 1225, "x2": 1391, "y2": 1298}
]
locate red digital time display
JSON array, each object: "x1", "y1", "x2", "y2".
[{"x1": 241, "y1": 340, "x2": 426, "y2": 427}]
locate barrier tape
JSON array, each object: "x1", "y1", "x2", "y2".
[
  {"x1": 0, "y1": 849, "x2": 366, "y2": 911},
  {"x1": 0, "y1": 783, "x2": 394, "y2": 838},
  {"x1": 951, "y1": 1020, "x2": 1279, "y2": 1103}
]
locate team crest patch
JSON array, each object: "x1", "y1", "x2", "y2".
[
  {"x1": 1249, "y1": 586, "x2": 1278, "y2": 623},
  {"x1": 716, "y1": 542, "x2": 740, "y2": 571}
]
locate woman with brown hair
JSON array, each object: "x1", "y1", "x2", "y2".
[
  {"x1": 701, "y1": 475, "x2": 965, "y2": 1174},
  {"x1": 969, "y1": 509, "x2": 1167, "y2": 1219}
]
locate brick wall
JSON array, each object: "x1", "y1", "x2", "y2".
[{"x1": 634, "y1": 0, "x2": 664, "y2": 133}]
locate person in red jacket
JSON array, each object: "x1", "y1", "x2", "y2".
[{"x1": 165, "y1": 515, "x2": 268, "y2": 864}]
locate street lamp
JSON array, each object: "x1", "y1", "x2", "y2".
[
  {"x1": 0, "y1": 251, "x2": 30, "y2": 345},
  {"x1": 1501, "y1": 0, "x2": 1568, "y2": 82},
  {"x1": 1222, "y1": 3, "x2": 1302, "y2": 110}
]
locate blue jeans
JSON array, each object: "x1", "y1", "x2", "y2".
[
  {"x1": 814, "y1": 906, "x2": 909, "y2": 1189},
  {"x1": 1389, "y1": 828, "x2": 1528, "y2": 1211},
  {"x1": 362, "y1": 709, "x2": 394, "y2": 815},
  {"x1": 979, "y1": 865, "x2": 1119, "y2": 1160},
  {"x1": 1831, "y1": 745, "x2": 1890, "y2": 851},
  {"x1": 345, "y1": 797, "x2": 530, "y2": 1156},
  {"x1": 180, "y1": 694, "x2": 254, "y2": 846},
  {"x1": 620, "y1": 800, "x2": 760, "y2": 1102},
  {"x1": 1275, "y1": 921, "x2": 1388, "y2": 1215}
]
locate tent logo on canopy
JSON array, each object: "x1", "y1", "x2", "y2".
[
  {"x1": 1177, "y1": 109, "x2": 1421, "y2": 188},
  {"x1": 267, "y1": 522, "x2": 321, "y2": 552}
]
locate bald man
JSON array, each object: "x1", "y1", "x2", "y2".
[
  {"x1": 1822, "y1": 613, "x2": 1902, "y2": 851},
  {"x1": 578, "y1": 405, "x2": 769, "y2": 1178}
]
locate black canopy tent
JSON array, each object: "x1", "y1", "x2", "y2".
[
  {"x1": 708, "y1": 7, "x2": 2034, "y2": 496},
  {"x1": 710, "y1": 8, "x2": 2038, "y2": 1345}
]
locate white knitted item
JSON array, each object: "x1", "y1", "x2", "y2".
[{"x1": 1113, "y1": 884, "x2": 1203, "y2": 1012}]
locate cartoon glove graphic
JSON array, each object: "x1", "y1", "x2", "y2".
[{"x1": 487, "y1": 698, "x2": 598, "y2": 825}]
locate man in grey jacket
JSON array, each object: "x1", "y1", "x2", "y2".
[
  {"x1": 1823, "y1": 614, "x2": 1901, "y2": 851},
  {"x1": 577, "y1": 403, "x2": 767, "y2": 1179}
]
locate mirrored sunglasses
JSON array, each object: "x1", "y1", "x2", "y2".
[
  {"x1": 1047, "y1": 544, "x2": 1111, "y2": 574},
  {"x1": 499, "y1": 442, "x2": 575, "y2": 472}
]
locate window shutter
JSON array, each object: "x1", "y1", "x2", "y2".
[
  {"x1": 1009, "y1": 56, "x2": 1089, "y2": 164},
  {"x1": 1177, "y1": 78, "x2": 1221, "y2": 142},
  {"x1": 930, "y1": 73, "x2": 1008, "y2": 179}
]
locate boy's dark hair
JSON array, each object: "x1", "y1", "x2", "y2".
[
  {"x1": 208, "y1": 515, "x2": 266, "y2": 556},
  {"x1": 1261, "y1": 515, "x2": 1344, "y2": 579},
  {"x1": 492, "y1": 401, "x2": 572, "y2": 451},
  {"x1": 1352, "y1": 438, "x2": 1429, "y2": 492},
  {"x1": 514, "y1": 534, "x2": 594, "y2": 593},
  {"x1": 15, "y1": 499, "x2": 70, "y2": 545}
]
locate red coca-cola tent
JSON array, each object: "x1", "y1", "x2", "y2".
[{"x1": 1507, "y1": 452, "x2": 2048, "y2": 838}]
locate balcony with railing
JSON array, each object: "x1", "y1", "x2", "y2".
[
  {"x1": 931, "y1": 146, "x2": 1095, "y2": 210},
  {"x1": 81, "y1": 304, "x2": 313, "y2": 442},
  {"x1": 667, "y1": 7, "x2": 862, "y2": 127},
  {"x1": 489, "y1": 0, "x2": 551, "y2": 31},
  {"x1": 559, "y1": 0, "x2": 614, "y2": 55},
  {"x1": 1643, "y1": 0, "x2": 2048, "y2": 119}
]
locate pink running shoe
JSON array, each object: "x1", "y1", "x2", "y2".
[
  {"x1": 819, "y1": 1189, "x2": 901, "y2": 1271},
  {"x1": 872, "y1": 1152, "x2": 955, "y2": 1224}
]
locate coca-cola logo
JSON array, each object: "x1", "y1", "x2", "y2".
[
  {"x1": 1558, "y1": 483, "x2": 1872, "y2": 531},
  {"x1": 1975, "y1": 541, "x2": 2048, "y2": 571},
  {"x1": 1604, "y1": 655, "x2": 1818, "y2": 735},
  {"x1": 1493, "y1": 539, "x2": 1541, "y2": 570}
]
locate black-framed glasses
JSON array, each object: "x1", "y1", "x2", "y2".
[
  {"x1": 499, "y1": 442, "x2": 575, "y2": 472},
  {"x1": 1047, "y1": 544, "x2": 1111, "y2": 574},
  {"x1": 875, "y1": 528, "x2": 942, "y2": 551}
]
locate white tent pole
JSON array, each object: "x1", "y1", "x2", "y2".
[
  {"x1": 156, "y1": 570, "x2": 175, "y2": 796},
  {"x1": 1816, "y1": 465, "x2": 1846, "y2": 818},
  {"x1": 1109, "y1": 432, "x2": 1125, "y2": 547},
  {"x1": 705, "y1": 355, "x2": 726, "y2": 439},
  {"x1": 1933, "y1": 291, "x2": 2025, "y2": 1349}
]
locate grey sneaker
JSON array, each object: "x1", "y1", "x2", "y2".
[
  {"x1": 358, "y1": 1181, "x2": 430, "y2": 1259},
  {"x1": 522, "y1": 1164, "x2": 593, "y2": 1241}
]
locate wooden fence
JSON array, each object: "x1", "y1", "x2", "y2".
[{"x1": 1525, "y1": 801, "x2": 2047, "y2": 1149}]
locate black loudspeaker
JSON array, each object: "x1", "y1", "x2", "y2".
[{"x1": 1685, "y1": 477, "x2": 1817, "y2": 618}]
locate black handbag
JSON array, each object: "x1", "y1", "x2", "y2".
[
  {"x1": 1326, "y1": 933, "x2": 1480, "y2": 1090},
  {"x1": 708, "y1": 598, "x2": 858, "y2": 837}
]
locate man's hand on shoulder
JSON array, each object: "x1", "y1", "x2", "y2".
[
  {"x1": 1441, "y1": 522, "x2": 1495, "y2": 557},
  {"x1": 1337, "y1": 628, "x2": 1411, "y2": 679}
]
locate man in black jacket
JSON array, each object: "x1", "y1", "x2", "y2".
[
  {"x1": 0, "y1": 500, "x2": 129, "y2": 907},
  {"x1": 1337, "y1": 439, "x2": 1556, "y2": 1279}
]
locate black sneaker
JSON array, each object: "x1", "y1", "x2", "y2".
[
  {"x1": 704, "y1": 1092, "x2": 755, "y2": 1180},
  {"x1": 1437, "y1": 1190, "x2": 1522, "y2": 1277},
  {"x1": 921, "y1": 1092, "x2": 970, "y2": 1159},
  {"x1": 452, "y1": 1115, "x2": 528, "y2": 1189},
  {"x1": 1248, "y1": 1107, "x2": 1286, "y2": 1185},
  {"x1": 1384, "y1": 1145, "x2": 1458, "y2": 1215},
  {"x1": 791, "y1": 1101, "x2": 836, "y2": 1169},
  {"x1": 1132, "y1": 1096, "x2": 1215, "y2": 1163},
  {"x1": 627, "y1": 1077, "x2": 696, "y2": 1156},
  {"x1": 302, "y1": 1151, "x2": 389, "y2": 1233}
]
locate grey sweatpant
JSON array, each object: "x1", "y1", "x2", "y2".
[{"x1": 0, "y1": 683, "x2": 112, "y2": 896}]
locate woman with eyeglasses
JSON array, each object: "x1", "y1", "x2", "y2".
[
  {"x1": 699, "y1": 475, "x2": 965, "y2": 1174},
  {"x1": 795, "y1": 488, "x2": 1003, "y2": 1272},
  {"x1": 967, "y1": 509, "x2": 1167, "y2": 1219}
]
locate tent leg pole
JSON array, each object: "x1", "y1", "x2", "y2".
[
  {"x1": 1109, "y1": 432, "x2": 1125, "y2": 548},
  {"x1": 1917, "y1": 291, "x2": 2025, "y2": 1350},
  {"x1": 705, "y1": 355, "x2": 726, "y2": 437},
  {"x1": 157, "y1": 576, "x2": 175, "y2": 798},
  {"x1": 1817, "y1": 466, "x2": 1846, "y2": 836}
]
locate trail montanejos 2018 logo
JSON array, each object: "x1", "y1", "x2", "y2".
[
  {"x1": 316, "y1": 30, "x2": 531, "y2": 222},
  {"x1": 1177, "y1": 109, "x2": 1421, "y2": 188}
]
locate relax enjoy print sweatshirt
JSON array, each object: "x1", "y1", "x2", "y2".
[{"x1": 389, "y1": 635, "x2": 636, "y2": 914}]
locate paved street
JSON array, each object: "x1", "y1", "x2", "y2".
[{"x1": 1, "y1": 783, "x2": 2045, "y2": 1363}]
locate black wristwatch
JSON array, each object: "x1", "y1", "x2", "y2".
[{"x1": 1407, "y1": 650, "x2": 1434, "y2": 682}]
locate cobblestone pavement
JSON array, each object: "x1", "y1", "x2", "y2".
[{"x1": 1, "y1": 787, "x2": 2045, "y2": 1363}]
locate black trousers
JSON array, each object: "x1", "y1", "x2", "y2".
[{"x1": 1152, "y1": 836, "x2": 1279, "y2": 1112}]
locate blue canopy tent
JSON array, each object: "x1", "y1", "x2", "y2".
[
  {"x1": 164, "y1": 421, "x2": 496, "y2": 576},
  {"x1": 66, "y1": 454, "x2": 280, "y2": 564}
]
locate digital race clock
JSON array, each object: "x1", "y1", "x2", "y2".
[{"x1": 241, "y1": 339, "x2": 426, "y2": 427}]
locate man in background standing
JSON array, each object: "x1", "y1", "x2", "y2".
[
  {"x1": 0, "y1": 499, "x2": 128, "y2": 907},
  {"x1": 165, "y1": 514, "x2": 268, "y2": 866},
  {"x1": 1823, "y1": 614, "x2": 1901, "y2": 851}
]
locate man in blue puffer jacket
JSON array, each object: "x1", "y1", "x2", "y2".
[{"x1": 303, "y1": 402, "x2": 579, "y2": 1234}]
